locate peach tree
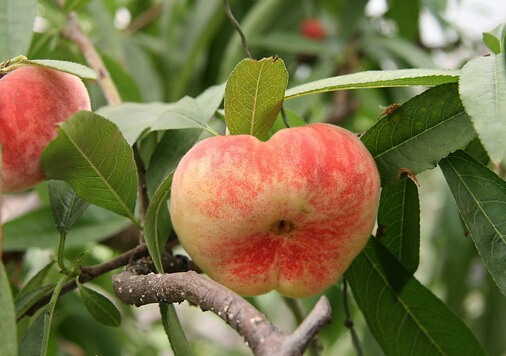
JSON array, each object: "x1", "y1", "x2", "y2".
[{"x1": 2, "y1": 1, "x2": 506, "y2": 356}]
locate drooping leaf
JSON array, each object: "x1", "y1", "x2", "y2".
[
  {"x1": 377, "y1": 179, "x2": 420, "y2": 274},
  {"x1": 3, "y1": 205, "x2": 131, "y2": 251},
  {"x1": 440, "y1": 150, "x2": 506, "y2": 296},
  {"x1": 459, "y1": 53, "x2": 506, "y2": 163},
  {"x1": 144, "y1": 173, "x2": 174, "y2": 273},
  {"x1": 150, "y1": 96, "x2": 219, "y2": 136},
  {"x1": 483, "y1": 23, "x2": 506, "y2": 54},
  {"x1": 48, "y1": 180, "x2": 89, "y2": 236},
  {"x1": 0, "y1": 0, "x2": 36, "y2": 60},
  {"x1": 41, "y1": 111, "x2": 139, "y2": 224},
  {"x1": 347, "y1": 238, "x2": 486, "y2": 356},
  {"x1": 160, "y1": 304, "x2": 194, "y2": 356},
  {"x1": 361, "y1": 83, "x2": 476, "y2": 186},
  {"x1": 97, "y1": 102, "x2": 175, "y2": 145},
  {"x1": 78, "y1": 283, "x2": 121, "y2": 327},
  {"x1": 284, "y1": 69, "x2": 460, "y2": 100},
  {"x1": 146, "y1": 129, "x2": 202, "y2": 198},
  {"x1": 22, "y1": 59, "x2": 97, "y2": 80},
  {"x1": 0, "y1": 262, "x2": 17, "y2": 356},
  {"x1": 224, "y1": 57, "x2": 288, "y2": 140}
]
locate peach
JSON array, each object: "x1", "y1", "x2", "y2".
[
  {"x1": 300, "y1": 18, "x2": 326, "y2": 41},
  {"x1": 170, "y1": 123, "x2": 381, "y2": 298},
  {"x1": 0, "y1": 65, "x2": 91, "y2": 193}
]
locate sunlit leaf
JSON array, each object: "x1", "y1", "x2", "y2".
[
  {"x1": 224, "y1": 57, "x2": 288, "y2": 140},
  {"x1": 347, "y1": 238, "x2": 486, "y2": 356},
  {"x1": 285, "y1": 69, "x2": 459, "y2": 100},
  {"x1": 440, "y1": 150, "x2": 506, "y2": 296},
  {"x1": 459, "y1": 53, "x2": 506, "y2": 163}
]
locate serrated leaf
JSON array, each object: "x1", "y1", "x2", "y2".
[
  {"x1": 97, "y1": 102, "x2": 175, "y2": 145},
  {"x1": 377, "y1": 179, "x2": 420, "y2": 274},
  {"x1": 440, "y1": 150, "x2": 506, "y2": 296},
  {"x1": 144, "y1": 173, "x2": 174, "y2": 273},
  {"x1": 150, "y1": 96, "x2": 218, "y2": 136},
  {"x1": 1, "y1": 262, "x2": 17, "y2": 356},
  {"x1": 361, "y1": 83, "x2": 476, "y2": 186},
  {"x1": 459, "y1": 53, "x2": 506, "y2": 163},
  {"x1": 41, "y1": 111, "x2": 138, "y2": 224},
  {"x1": 0, "y1": 0, "x2": 36, "y2": 60},
  {"x1": 483, "y1": 23, "x2": 506, "y2": 54},
  {"x1": 78, "y1": 283, "x2": 121, "y2": 327},
  {"x1": 225, "y1": 57, "x2": 288, "y2": 140},
  {"x1": 48, "y1": 180, "x2": 89, "y2": 236},
  {"x1": 146, "y1": 129, "x2": 202, "y2": 198},
  {"x1": 160, "y1": 304, "x2": 194, "y2": 356},
  {"x1": 347, "y1": 238, "x2": 486, "y2": 356},
  {"x1": 284, "y1": 69, "x2": 460, "y2": 99}
]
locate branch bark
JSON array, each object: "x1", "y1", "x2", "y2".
[{"x1": 112, "y1": 268, "x2": 332, "y2": 356}]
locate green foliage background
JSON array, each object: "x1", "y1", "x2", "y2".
[{"x1": 2, "y1": 0, "x2": 506, "y2": 355}]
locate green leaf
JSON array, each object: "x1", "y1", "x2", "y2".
[
  {"x1": 0, "y1": 262, "x2": 17, "y2": 356},
  {"x1": 16, "y1": 262, "x2": 55, "y2": 300},
  {"x1": 15, "y1": 285, "x2": 55, "y2": 320},
  {"x1": 347, "y1": 238, "x2": 486, "y2": 356},
  {"x1": 150, "y1": 96, "x2": 219, "y2": 136},
  {"x1": 483, "y1": 23, "x2": 506, "y2": 54},
  {"x1": 146, "y1": 129, "x2": 202, "y2": 198},
  {"x1": 144, "y1": 173, "x2": 174, "y2": 273},
  {"x1": 386, "y1": 0, "x2": 420, "y2": 42},
  {"x1": 22, "y1": 59, "x2": 97, "y2": 80},
  {"x1": 78, "y1": 283, "x2": 121, "y2": 327},
  {"x1": 439, "y1": 150, "x2": 506, "y2": 296},
  {"x1": 377, "y1": 179, "x2": 420, "y2": 274},
  {"x1": 48, "y1": 180, "x2": 89, "y2": 236},
  {"x1": 195, "y1": 82, "x2": 226, "y2": 122},
  {"x1": 160, "y1": 304, "x2": 194, "y2": 356},
  {"x1": 3, "y1": 205, "x2": 131, "y2": 251},
  {"x1": 18, "y1": 307, "x2": 46, "y2": 356},
  {"x1": 97, "y1": 102, "x2": 175, "y2": 145},
  {"x1": 41, "y1": 111, "x2": 139, "y2": 224},
  {"x1": 459, "y1": 53, "x2": 506, "y2": 163},
  {"x1": 361, "y1": 83, "x2": 476, "y2": 186},
  {"x1": 224, "y1": 57, "x2": 289, "y2": 140},
  {"x1": 284, "y1": 69, "x2": 460, "y2": 100},
  {"x1": 0, "y1": 0, "x2": 36, "y2": 60}
]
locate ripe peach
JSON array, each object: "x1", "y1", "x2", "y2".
[
  {"x1": 170, "y1": 123, "x2": 380, "y2": 298},
  {"x1": 300, "y1": 18, "x2": 326, "y2": 41},
  {"x1": 0, "y1": 65, "x2": 91, "y2": 193}
]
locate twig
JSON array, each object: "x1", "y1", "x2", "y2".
[
  {"x1": 112, "y1": 267, "x2": 332, "y2": 356},
  {"x1": 222, "y1": 0, "x2": 252, "y2": 59},
  {"x1": 342, "y1": 275, "x2": 363, "y2": 356}
]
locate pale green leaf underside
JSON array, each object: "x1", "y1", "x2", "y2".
[
  {"x1": 459, "y1": 53, "x2": 506, "y2": 163},
  {"x1": 440, "y1": 150, "x2": 506, "y2": 296},
  {"x1": 27, "y1": 59, "x2": 97, "y2": 80},
  {"x1": 225, "y1": 57, "x2": 288, "y2": 140},
  {"x1": 285, "y1": 69, "x2": 460, "y2": 99}
]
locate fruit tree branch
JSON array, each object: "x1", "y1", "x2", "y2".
[{"x1": 112, "y1": 267, "x2": 332, "y2": 356}]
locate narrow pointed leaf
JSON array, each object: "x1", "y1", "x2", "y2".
[
  {"x1": 377, "y1": 179, "x2": 420, "y2": 274},
  {"x1": 284, "y1": 69, "x2": 460, "y2": 99},
  {"x1": 160, "y1": 304, "x2": 194, "y2": 356},
  {"x1": 16, "y1": 262, "x2": 55, "y2": 299},
  {"x1": 459, "y1": 53, "x2": 506, "y2": 163},
  {"x1": 48, "y1": 180, "x2": 89, "y2": 236},
  {"x1": 195, "y1": 82, "x2": 226, "y2": 121},
  {"x1": 78, "y1": 283, "x2": 121, "y2": 327},
  {"x1": 15, "y1": 284, "x2": 55, "y2": 320},
  {"x1": 24, "y1": 59, "x2": 97, "y2": 80},
  {"x1": 18, "y1": 307, "x2": 46, "y2": 356},
  {"x1": 144, "y1": 172, "x2": 174, "y2": 273},
  {"x1": 225, "y1": 57, "x2": 288, "y2": 140},
  {"x1": 361, "y1": 83, "x2": 476, "y2": 186},
  {"x1": 1, "y1": 262, "x2": 17, "y2": 356},
  {"x1": 41, "y1": 111, "x2": 138, "y2": 223},
  {"x1": 347, "y1": 238, "x2": 486, "y2": 356},
  {"x1": 440, "y1": 150, "x2": 506, "y2": 295}
]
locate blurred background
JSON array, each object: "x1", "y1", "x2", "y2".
[{"x1": 3, "y1": 0, "x2": 506, "y2": 355}]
